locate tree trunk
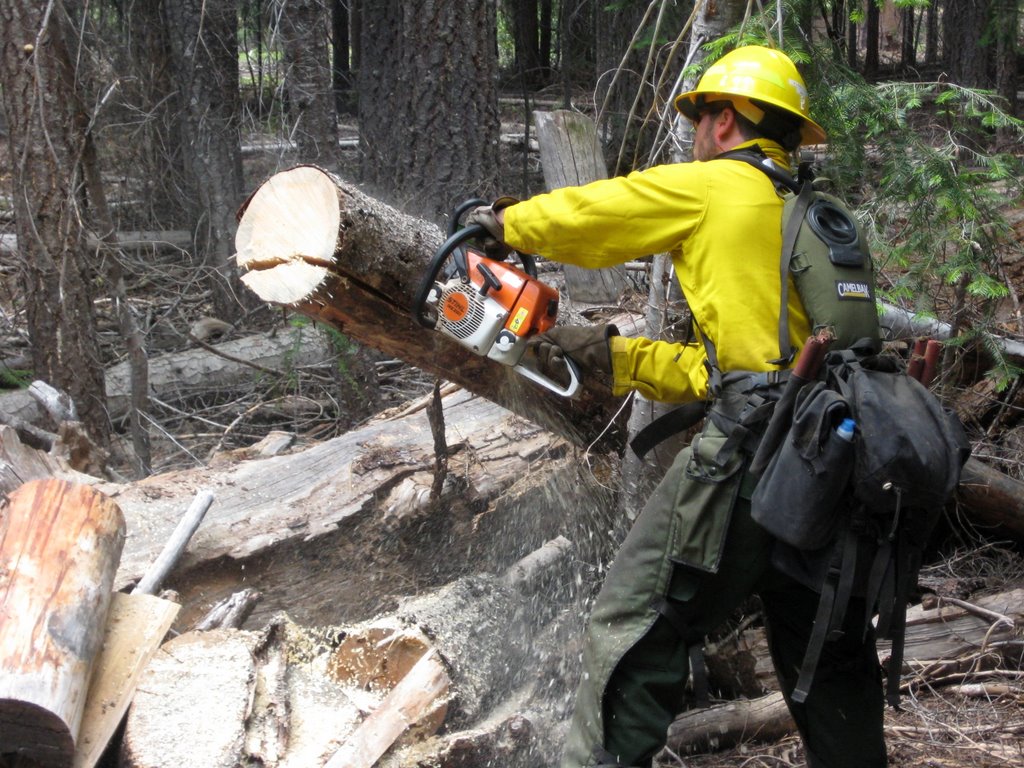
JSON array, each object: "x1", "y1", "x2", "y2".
[
  {"x1": 276, "y1": 0, "x2": 339, "y2": 161},
  {"x1": 943, "y1": 0, "x2": 992, "y2": 88},
  {"x1": 358, "y1": 0, "x2": 501, "y2": 220},
  {"x1": 0, "y1": 0, "x2": 110, "y2": 446},
  {"x1": 864, "y1": 0, "x2": 880, "y2": 79},
  {"x1": 331, "y1": 0, "x2": 354, "y2": 112},
  {"x1": 533, "y1": 110, "x2": 626, "y2": 303},
  {"x1": 992, "y1": 0, "x2": 1018, "y2": 121},
  {"x1": 0, "y1": 479, "x2": 126, "y2": 765},
  {"x1": 507, "y1": 0, "x2": 546, "y2": 88},
  {"x1": 163, "y1": 0, "x2": 249, "y2": 321}
]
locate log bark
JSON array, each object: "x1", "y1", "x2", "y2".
[
  {"x1": 234, "y1": 165, "x2": 629, "y2": 449},
  {"x1": 0, "y1": 480, "x2": 126, "y2": 765}
]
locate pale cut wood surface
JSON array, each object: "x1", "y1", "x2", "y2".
[
  {"x1": 72, "y1": 592, "x2": 180, "y2": 768},
  {"x1": 0, "y1": 480, "x2": 126, "y2": 765}
]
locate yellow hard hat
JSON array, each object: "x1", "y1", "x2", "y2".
[{"x1": 675, "y1": 45, "x2": 826, "y2": 146}]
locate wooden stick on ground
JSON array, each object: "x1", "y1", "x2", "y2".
[{"x1": 131, "y1": 490, "x2": 214, "y2": 596}]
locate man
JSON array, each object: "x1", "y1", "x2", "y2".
[{"x1": 469, "y1": 46, "x2": 887, "y2": 768}]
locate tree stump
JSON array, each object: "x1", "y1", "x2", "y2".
[{"x1": 0, "y1": 479, "x2": 126, "y2": 766}]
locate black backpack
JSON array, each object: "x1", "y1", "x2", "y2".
[{"x1": 750, "y1": 343, "x2": 970, "y2": 706}]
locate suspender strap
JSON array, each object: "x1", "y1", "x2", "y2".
[
  {"x1": 792, "y1": 562, "x2": 840, "y2": 704},
  {"x1": 774, "y1": 182, "x2": 814, "y2": 365}
]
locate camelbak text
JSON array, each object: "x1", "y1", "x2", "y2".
[{"x1": 835, "y1": 281, "x2": 872, "y2": 300}]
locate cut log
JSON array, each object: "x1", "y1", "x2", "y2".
[
  {"x1": 0, "y1": 480, "x2": 126, "y2": 766},
  {"x1": 234, "y1": 165, "x2": 628, "y2": 449},
  {"x1": 534, "y1": 110, "x2": 627, "y2": 303}
]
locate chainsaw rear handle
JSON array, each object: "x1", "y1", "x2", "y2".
[{"x1": 412, "y1": 223, "x2": 537, "y2": 329}]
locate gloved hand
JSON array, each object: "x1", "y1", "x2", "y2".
[
  {"x1": 527, "y1": 324, "x2": 619, "y2": 383},
  {"x1": 463, "y1": 196, "x2": 519, "y2": 244}
]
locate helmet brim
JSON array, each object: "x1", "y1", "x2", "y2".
[{"x1": 674, "y1": 90, "x2": 827, "y2": 146}]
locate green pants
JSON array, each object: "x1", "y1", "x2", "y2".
[{"x1": 561, "y1": 421, "x2": 886, "y2": 768}]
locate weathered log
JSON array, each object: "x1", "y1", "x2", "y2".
[
  {"x1": 0, "y1": 425, "x2": 95, "y2": 495},
  {"x1": 534, "y1": 110, "x2": 627, "y2": 303},
  {"x1": 0, "y1": 480, "x2": 126, "y2": 766},
  {"x1": 664, "y1": 692, "x2": 794, "y2": 755},
  {"x1": 234, "y1": 165, "x2": 628, "y2": 449},
  {"x1": 100, "y1": 388, "x2": 616, "y2": 633},
  {"x1": 704, "y1": 586, "x2": 1024, "y2": 698},
  {"x1": 0, "y1": 328, "x2": 335, "y2": 434}
]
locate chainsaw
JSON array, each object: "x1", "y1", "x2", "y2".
[{"x1": 412, "y1": 201, "x2": 581, "y2": 398}]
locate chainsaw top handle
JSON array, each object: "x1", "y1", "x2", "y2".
[{"x1": 412, "y1": 222, "x2": 538, "y2": 329}]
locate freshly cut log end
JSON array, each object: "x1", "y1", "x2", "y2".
[
  {"x1": 235, "y1": 164, "x2": 341, "y2": 281},
  {"x1": 239, "y1": 260, "x2": 330, "y2": 306}
]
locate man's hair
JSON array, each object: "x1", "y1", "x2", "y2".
[{"x1": 731, "y1": 100, "x2": 803, "y2": 152}]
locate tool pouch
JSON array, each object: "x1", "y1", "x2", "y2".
[
  {"x1": 667, "y1": 419, "x2": 748, "y2": 574},
  {"x1": 751, "y1": 381, "x2": 854, "y2": 550}
]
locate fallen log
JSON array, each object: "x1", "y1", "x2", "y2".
[
  {"x1": 664, "y1": 692, "x2": 794, "y2": 755},
  {"x1": 0, "y1": 328, "x2": 335, "y2": 435},
  {"x1": 234, "y1": 164, "x2": 628, "y2": 449},
  {"x1": 0, "y1": 480, "x2": 126, "y2": 766},
  {"x1": 99, "y1": 388, "x2": 616, "y2": 633}
]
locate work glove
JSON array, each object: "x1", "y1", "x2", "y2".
[
  {"x1": 527, "y1": 324, "x2": 619, "y2": 384},
  {"x1": 463, "y1": 196, "x2": 519, "y2": 250}
]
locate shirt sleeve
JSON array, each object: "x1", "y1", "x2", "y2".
[
  {"x1": 502, "y1": 165, "x2": 709, "y2": 267},
  {"x1": 610, "y1": 335, "x2": 710, "y2": 402}
]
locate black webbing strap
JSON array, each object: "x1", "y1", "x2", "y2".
[
  {"x1": 774, "y1": 182, "x2": 815, "y2": 365},
  {"x1": 630, "y1": 401, "x2": 709, "y2": 460},
  {"x1": 792, "y1": 562, "x2": 840, "y2": 704}
]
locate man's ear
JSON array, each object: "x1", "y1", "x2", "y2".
[{"x1": 712, "y1": 107, "x2": 738, "y2": 147}]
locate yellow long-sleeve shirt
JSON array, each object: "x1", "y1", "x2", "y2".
[{"x1": 503, "y1": 140, "x2": 811, "y2": 403}]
